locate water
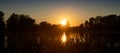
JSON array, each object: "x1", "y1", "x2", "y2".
[
  {"x1": 38, "y1": 32, "x2": 120, "y2": 53},
  {"x1": 5, "y1": 32, "x2": 120, "y2": 53}
]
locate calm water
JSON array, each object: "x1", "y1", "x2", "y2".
[
  {"x1": 4, "y1": 32, "x2": 120, "y2": 53},
  {"x1": 37, "y1": 32, "x2": 120, "y2": 53}
]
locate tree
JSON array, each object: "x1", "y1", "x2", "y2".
[
  {"x1": 89, "y1": 17, "x2": 95, "y2": 30},
  {"x1": 7, "y1": 13, "x2": 35, "y2": 31},
  {"x1": 0, "y1": 11, "x2": 5, "y2": 30},
  {"x1": 7, "y1": 13, "x2": 37, "y2": 53},
  {"x1": 39, "y1": 21, "x2": 51, "y2": 31},
  {"x1": 0, "y1": 11, "x2": 5, "y2": 52},
  {"x1": 84, "y1": 20, "x2": 89, "y2": 30}
]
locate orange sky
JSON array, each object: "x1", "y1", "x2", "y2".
[{"x1": 1, "y1": 0, "x2": 120, "y2": 26}]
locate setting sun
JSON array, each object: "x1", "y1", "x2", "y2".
[{"x1": 61, "y1": 19, "x2": 67, "y2": 26}]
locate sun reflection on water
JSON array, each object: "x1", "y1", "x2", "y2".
[
  {"x1": 61, "y1": 32, "x2": 67, "y2": 43},
  {"x1": 60, "y1": 32, "x2": 86, "y2": 45}
]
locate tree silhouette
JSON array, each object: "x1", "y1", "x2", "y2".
[
  {"x1": 7, "y1": 13, "x2": 35, "y2": 31},
  {"x1": 0, "y1": 11, "x2": 6, "y2": 53},
  {"x1": 0, "y1": 11, "x2": 5, "y2": 30},
  {"x1": 39, "y1": 21, "x2": 51, "y2": 31},
  {"x1": 80, "y1": 14, "x2": 120, "y2": 32},
  {"x1": 84, "y1": 20, "x2": 89, "y2": 31},
  {"x1": 7, "y1": 13, "x2": 38, "y2": 53},
  {"x1": 0, "y1": 10, "x2": 120, "y2": 53}
]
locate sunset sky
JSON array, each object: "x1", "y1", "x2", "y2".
[{"x1": 0, "y1": 0, "x2": 120, "y2": 26}]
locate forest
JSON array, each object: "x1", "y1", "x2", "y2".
[{"x1": 0, "y1": 11, "x2": 120, "y2": 53}]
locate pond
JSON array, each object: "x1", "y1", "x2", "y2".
[
  {"x1": 4, "y1": 32, "x2": 120, "y2": 53},
  {"x1": 39, "y1": 32, "x2": 120, "y2": 53}
]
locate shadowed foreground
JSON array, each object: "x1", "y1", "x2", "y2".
[{"x1": 0, "y1": 11, "x2": 120, "y2": 53}]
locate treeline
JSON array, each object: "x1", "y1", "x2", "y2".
[
  {"x1": 0, "y1": 11, "x2": 66, "y2": 53},
  {"x1": 79, "y1": 14, "x2": 120, "y2": 32},
  {"x1": 0, "y1": 11, "x2": 120, "y2": 53}
]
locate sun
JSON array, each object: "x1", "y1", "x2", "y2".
[{"x1": 61, "y1": 19, "x2": 67, "y2": 26}]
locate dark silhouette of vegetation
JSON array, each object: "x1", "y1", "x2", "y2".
[
  {"x1": 7, "y1": 13, "x2": 38, "y2": 53},
  {"x1": 0, "y1": 11, "x2": 6, "y2": 53},
  {"x1": 78, "y1": 14, "x2": 120, "y2": 32},
  {"x1": 0, "y1": 11, "x2": 120, "y2": 53}
]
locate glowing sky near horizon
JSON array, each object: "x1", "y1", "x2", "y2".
[{"x1": 0, "y1": 0, "x2": 120, "y2": 26}]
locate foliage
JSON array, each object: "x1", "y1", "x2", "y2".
[{"x1": 0, "y1": 10, "x2": 120, "y2": 53}]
